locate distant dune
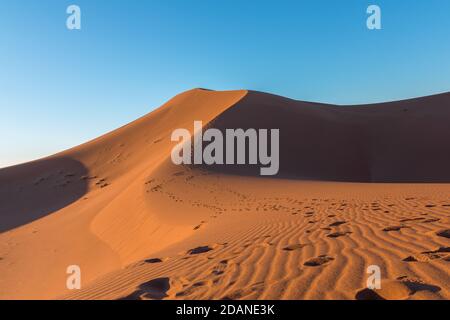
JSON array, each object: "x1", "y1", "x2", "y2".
[{"x1": 0, "y1": 89, "x2": 449, "y2": 300}]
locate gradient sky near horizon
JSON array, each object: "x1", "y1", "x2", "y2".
[{"x1": 1, "y1": 0, "x2": 450, "y2": 168}]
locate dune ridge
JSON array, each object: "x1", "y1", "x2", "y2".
[{"x1": 0, "y1": 89, "x2": 449, "y2": 300}]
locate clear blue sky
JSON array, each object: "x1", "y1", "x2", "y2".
[{"x1": 1, "y1": 0, "x2": 450, "y2": 168}]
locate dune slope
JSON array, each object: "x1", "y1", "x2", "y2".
[
  {"x1": 0, "y1": 89, "x2": 449, "y2": 300},
  {"x1": 204, "y1": 91, "x2": 450, "y2": 182}
]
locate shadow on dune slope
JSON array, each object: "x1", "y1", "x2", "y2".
[
  {"x1": 0, "y1": 157, "x2": 88, "y2": 232},
  {"x1": 199, "y1": 91, "x2": 450, "y2": 183}
]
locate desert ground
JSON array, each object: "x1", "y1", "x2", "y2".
[{"x1": 0, "y1": 89, "x2": 449, "y2": 300}]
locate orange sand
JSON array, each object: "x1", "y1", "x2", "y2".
[{"x1": 0, "y1": 89, "x2": 449, "y2": 300}]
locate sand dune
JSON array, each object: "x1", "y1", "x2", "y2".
[
  {"x1": 0, "y1": 89, "x2": 449, "y2": 300},
  {"x1": 204, "y1": 91, "x2": 450, "y2": 182}
]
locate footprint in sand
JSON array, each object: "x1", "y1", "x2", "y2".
[
  {"x1": 355, "y1": 278, "x2": 441, "y2": 300},
  {"x1": 304, "y1": 255, "x2": 334, "y2": 267},
  {"x1": 211, "y1": 260, "x2": 228, "y2": 275},
  {"x1": 403, "y1": 247, "x2": 450, "y2": 262},
  {"x1": 187, "y1": 246, "x2": 213, "y2": 255},
  {"x1": 176, "y1": 280, "x2": 211, "y2": 298},
  {"x1": 382, "y1": 226, "x2": 409, "y2": 232},
  {"x1": 329, "y1": 221, "x2": 347, "y2": 227},
  {"x1": 193, "y1": 221, "x2": 207, "y2": 231},
  {"x1": 119, "y1": 277, "x2": 170, "y2": 300},
  {"x1": 282, "y1": 244, "x2": 308, "y2": 251},
  {"x1": 327, "y1": 231, "x2": 352, "y2": 238},
  {"x1": 436, "y1": 229, "x2": 450, "y2": 239},
  {"x1": 145, "y1": 258, "x2": 164, "y2": 264}
]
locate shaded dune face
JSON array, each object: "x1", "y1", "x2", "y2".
[
  {"x1": 200, "y1": 91, "x2": 450, "y2": 182},
  {"x1": 0, "y1": 157, "x2": 88, "y2": 232}
]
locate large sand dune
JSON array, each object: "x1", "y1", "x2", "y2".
[{"x1": 0, "y1": 89, "x2": 449, "y2": 300}]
